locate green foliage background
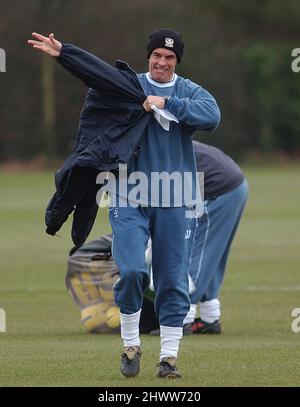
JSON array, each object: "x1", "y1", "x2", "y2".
[{"x1": 1, "y1": 0, "x2": 300, "y2": 162}]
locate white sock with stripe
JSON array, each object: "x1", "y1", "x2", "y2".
[
  {"x1": 159, "y1": 325, "x2": 183, "y2": 361},
  {"x1": 120, "y1": 309, "x2": 141, "y2": 347}
]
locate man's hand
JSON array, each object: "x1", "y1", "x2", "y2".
[
  {"x1": 143, "y1": 96, "x2": 166, "y2": 112},
  {"x1": 27, "y1": 32, "x2": 62, "y2": 57}
]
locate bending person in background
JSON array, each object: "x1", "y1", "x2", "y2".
[
  {"x1": 148, "y1": 141, "x2": 248, "y2": 335},
  {"x1": 183, "y1": 140, "x2": 249, "y2": 334}
]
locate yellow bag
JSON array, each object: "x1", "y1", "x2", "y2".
[{"x1": 66, "y1": 234, "x2": 121, "y2": 333}]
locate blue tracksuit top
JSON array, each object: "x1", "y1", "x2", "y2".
[{"x1": 119, "y1": 72, "x2": 221, "y2": 207}]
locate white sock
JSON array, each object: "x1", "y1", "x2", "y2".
[
  {"x1": 159, "y1": 325, "x2": 183, "y2": 361},
  {"x1": 120, "y1": 309, "x2": 141, "y2": 347},
  {"x1": 183, "y1": 304, "x2": 197, "y2": 324},
  {"x1": 200, "y1": 299, "x2": 220, "y2": 323}
]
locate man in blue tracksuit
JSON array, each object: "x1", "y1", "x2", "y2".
[
  {"x1": 109, "y1": 30, "x2": 220, "y2": 379},
  {"x1": 28, "y1": 29, "x2": 220, "y2": 379}
]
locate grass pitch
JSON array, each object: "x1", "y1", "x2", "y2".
[{"x1": 0, "y1": 167, "x2": 299, "y2": 387}]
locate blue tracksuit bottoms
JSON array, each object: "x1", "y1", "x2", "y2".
[
  {"x1": 189, "y1": 179, "x2": 249, "y2": 303},
  {"x1": 109, "y1": 204, "x2": 195, "y2": 326}
]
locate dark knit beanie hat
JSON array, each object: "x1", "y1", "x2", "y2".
[{"x1": 146, "y1": 28, "x2": 184, "y2": 63}]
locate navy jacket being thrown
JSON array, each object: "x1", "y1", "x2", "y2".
[{"x1": 45, "y1": 44, "x2": 151, "y2": 247}]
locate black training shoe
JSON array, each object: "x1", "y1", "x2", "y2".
[
  {"x1": 191, "y1": 318, "x2": 222, "y2": 334},
  {"x1": 157, "y1": 357, "x2": 181, "y2": 379},
  {"x1": 120, "y1": 346, "x2": 141, "y2": 378},
  {"x1": 149, "y1": 323, "x2": 193, "y2": 336}
]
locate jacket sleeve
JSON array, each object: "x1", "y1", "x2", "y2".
[
  {"x1": 165, "y1": 84, "x2": 221, "y2": 131},
  {"x1": 56, "y1": 43, "x2": 140, "y2": 99}
]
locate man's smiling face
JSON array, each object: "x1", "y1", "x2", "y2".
[{"x1": 148, "y1": 48, "x2": 177, "y2": 83}]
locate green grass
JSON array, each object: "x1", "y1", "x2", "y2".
[{"x1": 0, "y1": 167, "x2": 300, "y2": 387}]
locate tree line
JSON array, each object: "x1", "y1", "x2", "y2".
[{"x1": 1, "y1": 0, "x2": 299, "y2": 163}]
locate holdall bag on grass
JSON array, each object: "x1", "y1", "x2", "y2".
[
  {"x1": 66, "y1": 234, "x2": 121, "y2": 333},
  {"x1": 66, "y1": 234, "x2": 160, "y2": 333}
]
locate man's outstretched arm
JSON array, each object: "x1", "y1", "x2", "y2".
[{"x1": 27, "y1": 32, "x2": 144, "y2": 101}]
